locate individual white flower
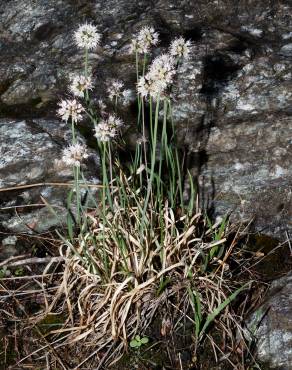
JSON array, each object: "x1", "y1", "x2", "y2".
[
  {"x1": 170, "y1": 37, "x2": 192, "y2": 59},
  {"x1": 74, "y1": 23, "x2": 101, "y2": 50},
  {"x1": 57, "y1": 99, "x2": 84, "y2": 123},
  {"x1": 70, "y1": 74, "x2": 93, "y2": 98},
  {"x1": 107, "y1": 79, "x2": 124, "y2": 101},
  {"x1": 129, "y1": 26, "x2": 159, "y2": 54},
  {"x1": 62, "y1": 143, "x2": 89, "y2": 167}
]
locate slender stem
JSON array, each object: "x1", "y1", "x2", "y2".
[
  {"x1": 71, "y1": 119, "x2": 76, "y2": 144},
  {"x1": 142, "y1": 53, "x2": 147, "y2": 76},
  {"x1": 143, "y1": 95, "x2": 160, "y2": 216},
  {"x1": 135, "y1": 51, "x2": 143, "y2": 129},
  {"x1": 158, "y1": 99, "x2": 168, "y2": 202},
  {"x1": 101, "y1": 142, "x2": 113, "y2": 211},
  {"x1": 115, "y1": 96, "x2": 118, "y2": 112},
  {"x1": 74, "y1": 164, "x2": 81, "y2": 225},
  {"x1": 70, "y1": 117, "x2": 81, "y2": 226},
  {"x1": 102, "y1": 143, "x2": 106, "y2": 212},
  {"x1": 141, "y1": 98, "x2": 149, "y2": 182},
  {"x1": 135, "y1": 51, "x2": 139, "y2": 83},
  {"x1": 108, "y1": 141, "x2": 113, "y2": 193},
  {"x1": 149, "y1": 97, "x2": 153, "y2": 145},
  {"x1": 85, "y1": 48, "x2": 89, "y2": 101},
  {"x1": 99, "y1": 142, "x2": 110, "y2": 280},
  {"x1": 168, "y1": 100, "x2": 183, "y2": 207}
]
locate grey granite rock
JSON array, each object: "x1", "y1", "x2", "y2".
[
  {"x1": 198, "y1": 52, "x2": 292, "y2": 237},
  {"x1": 0, "y1": 118, "x2": 99, "y2": 233},
  {"x1": 247, "y1": 272, "x2": 292, "y2": 369}
]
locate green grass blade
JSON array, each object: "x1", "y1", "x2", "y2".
[{"x1": 200, "y1": 283, "x2": 248, "y2": 337}]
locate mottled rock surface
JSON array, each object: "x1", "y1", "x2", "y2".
[
  {"x1": 0, "y1": 118, "x2": 99, "y2": 233},
  {"x1": 248, "y1": 272, "x2": 292, "y2": 369},
  {"x1": 0, "y1": 0, "x2": 291, "y2": 238}
]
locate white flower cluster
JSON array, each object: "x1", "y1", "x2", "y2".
[
  {"x1": 107, "y1": 79, "x2": 132, "y2": 106},
  {"x1": 74, "y1": 23, "x2": 101, "y2": 50},
  {"x1": 169, "y1": 37, "x2": 192, "y2": 59},
  {"x1": 70, "y1": 74, "x2": 93, "y2": 98},
  {"x1": 130, "y1": 26, "x2": 159, "y2": 54},
  {"x1": 57, "y1": 99, "x2": 84, "y2": 123},
  {"x1": 137, "y1": 54, "x2": 175, "y2": 98},
  {"x1": 94, "y1": 114, "x2": 123, "y2": 142},
  {"x1": 98, "y1": 99, "x2": 107, "y2": 113},
  {"x1": 107, "y1": 80, "x2": 124, "y2": 101},
  {"x1": 62, "y1": 143, "x2": 89, "y2": 167}
]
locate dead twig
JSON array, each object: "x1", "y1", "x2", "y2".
[
  {"x1": 0, "y1": 256, "x2": 66, "y2": 268},
  {"x1": 0, "y1": 182, "x2": 104, "y2": 193}
]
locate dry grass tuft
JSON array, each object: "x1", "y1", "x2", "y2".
[{"x1": 21, "y1": 175, "x2": 255, "y2": 369}]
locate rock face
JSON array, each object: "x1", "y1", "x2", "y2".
[
  {"x1": 0, "y1": 0, "x2": 291, "y2": 238},
  {"x1": 248, "y1": 272, "x2": 292, "y2": 369},
  {"x1": 0, "y1": 118, "x2": 98, "y2": 233},
  {"x1": 198, "y1": 56, "x2": 292, "y2": 237}
]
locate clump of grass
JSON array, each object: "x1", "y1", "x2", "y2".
[
  {"x1": 13, "y1": 23, "x2": 256, "y2": 368},
  {"x1": 42, "y1": 189, "x2": 251, "y2": 368}
]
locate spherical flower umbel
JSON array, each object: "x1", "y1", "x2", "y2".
[
  {"x1": 137, "y1": 75, "x2": 168, "y2": 99},
  {"x1": 129, "y1": 38, "x2": 142, "y2": 54},
  {"x1": 148, "y1": 54, "x2": 175, "y2": 86},
  {"x1": 138, "y1": 26, "x2": 159, "y2": 52},
  {"x1": 94, "y1": 122, "x2": 113, "y2": 142},
  {"x1": 129, "y1": 26, "x2": 159, "y2": 54},
  {"x1": 70, "y1": 74, "x2": 93, "y2": 98},
  {"x1": 107, "y1": 80, "x2": 124, "y2": 101},
  {"x1": 137, "y1": 53, "x2": 176, "y2": 98},
  {"x1": 137, "y1": 76, "x2": 154, "y2": 98},
  {"x1": 170, "y1": 37, "x2": 192, "y2": 59},
  {"x1": 107, "y1": 114, "x2": 123, "y2": 130},
  {"x1": 57, "y1": 99, "x2": 84, "y2": 123},
  {"x1": 74, "y1": 23, "x2": 101, "y2": 50},
  {"x1": 62, "y1": 143, "x2": 89, "y2": 167},
  {"x1": 94, "y1": 114, "x2": 124, "y2": 142}
]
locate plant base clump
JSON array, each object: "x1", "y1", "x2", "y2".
[{"x1": 37, "y1": 173, "x2": 251, "y2": 368}]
